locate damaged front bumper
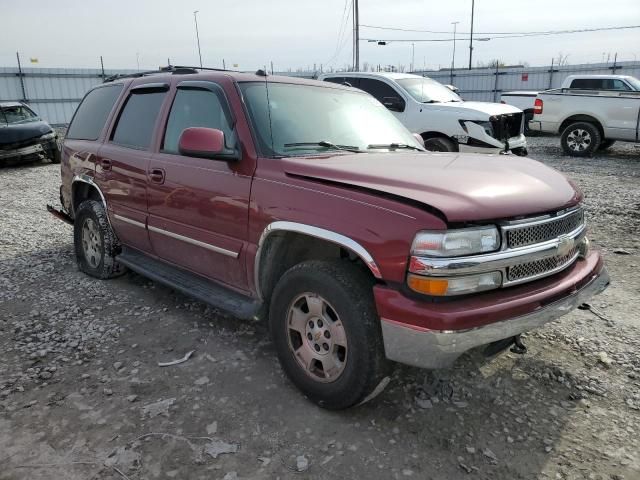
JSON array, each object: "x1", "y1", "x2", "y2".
[
  {"x1": 379, "y1": 258, "x2": 609, "y2": 369},
  {"x1": 0, "y1": 134, "x2": 59, "y2": 163}
]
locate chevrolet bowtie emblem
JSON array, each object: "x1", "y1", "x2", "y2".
[{"x1": 557, "y1": 235, "x2": 574, "y2": 257}]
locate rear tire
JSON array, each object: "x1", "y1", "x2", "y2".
[
  {"x1": 598, "y1": 139, "x2": 616, "y2": 151},
  {"x1": 560, "y1": 122, "x2": 601, "y2": 157},
  {"x1": 269, "y1": 260, "x2": 388, "y2": 409},
  {"x1": 423, "y1": 136, "x2": 457, "y2": 152},
  {"x1": 74, "y1": 200, "x2": 126, "y2": 279}
]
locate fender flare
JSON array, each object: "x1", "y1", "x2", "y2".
[
  {"x1": 254, "y1": 221, "x2": 382, "y2": 299},
  {"x1": 71, "y1": 174, "x2": 113, "y2": 228}
]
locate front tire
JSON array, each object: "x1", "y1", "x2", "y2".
[
  {"x1": 269, "y1": 260, "x2": 388, "y2": 409},
  {"x1": 423, "y1": 136, "x2": 457, "y2": 152},
  {"x1": 74, "y1": 200, "x2": 126, "y2": 279},
  {"x1": 560, "y1": 122, "x2": 601, "y2": 157}
]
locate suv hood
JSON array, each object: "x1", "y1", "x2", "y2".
[
  {"x1": 282, "y1": 153, "x2": 581, "y2": 223},
  {"x1": 432, "y1": 101, "x2": 522, "y2": 118}
]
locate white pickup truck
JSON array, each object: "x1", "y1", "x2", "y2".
[
  {"x1": 529, "y1": 75, "x2": 640, "y2": 156},
  {"x1": 319, "y1": 72, "x2": 528, "y2": 156}
]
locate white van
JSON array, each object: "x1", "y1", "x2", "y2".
[{"x1": 319, "y1": 72, "x2": 528, "y2": 155}]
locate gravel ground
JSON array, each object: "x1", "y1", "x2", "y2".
[{"x1": 0, "y1": 135, "x2": 639, "y2": 480}]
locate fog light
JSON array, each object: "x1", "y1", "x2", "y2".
[{"x1": 407, "y1": 271, "x2": 502, "y2": 296}]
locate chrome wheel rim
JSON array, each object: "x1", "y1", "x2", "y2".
[
  {"x1": 286, "y1": 293, "x2": 348, "y2": 383},
  {"x1": 81, "y1": 218, "x2": 102, "y2": 269},
  {"x1": 566, "y1": 129, "x2": 592, "y2": 152}
]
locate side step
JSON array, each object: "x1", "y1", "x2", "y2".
[{"x1": 117, "y1": 247, "x2": 262, "y2": 320}]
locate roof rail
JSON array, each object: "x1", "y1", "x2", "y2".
[{"x1": 103, "y1": 65, "x2": 239, "y2": 83}]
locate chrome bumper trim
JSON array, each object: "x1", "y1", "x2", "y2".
[{"x1": 380, "y1": 267, "x2": 609, "y2": 369}]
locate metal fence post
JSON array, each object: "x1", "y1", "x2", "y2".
[
  {"x1": 493, "y1": 63, "x2": 499, "y2": 102},
  {"x1": 16, "y1": 51, "x2": 27, "y2": 102}
]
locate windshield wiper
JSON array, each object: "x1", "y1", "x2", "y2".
[
  {"x1": 367, "y1": 143, "x2": 423, "y2": 151},
  {"x1": 283, "y1": 141, "x2": 361, "y2": 153}
]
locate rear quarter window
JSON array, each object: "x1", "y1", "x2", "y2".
[{"x1": 66, "y1": 84, "x2": 123, "y2": 140}]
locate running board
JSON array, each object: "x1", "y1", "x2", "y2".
[{"x1": 117, "y1": 247, "x2": 261, "y2": 320}]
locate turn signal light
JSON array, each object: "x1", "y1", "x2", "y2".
[{"x1": 407, "y1": 275, "x2": 449, "y2": 296}]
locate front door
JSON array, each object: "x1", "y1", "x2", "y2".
[{"x1": 146, "y1": 80, "x2": 253, "y2": 292}]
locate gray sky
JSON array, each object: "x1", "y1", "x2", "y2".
[{"x1": 1, "y1": 0, "x2": 639, "y2": 71}]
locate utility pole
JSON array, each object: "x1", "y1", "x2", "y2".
[
  {"x1": 194, "y1": 10, "x2": 203, "y2": 68},
  {"x1": 451, "y1": 21, "x2": 459, "y2": 81},
  {"x1": 100, "y1": 55, "x2": 105, "y2": 80},
  {"x1": 353, "y1": 0, "x2": 360, "y2": 71},
  {"x1": 468, "y1": 0, "x2": 475, "y2": 70}
]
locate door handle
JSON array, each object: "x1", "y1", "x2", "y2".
[
  {"x1": 149, "y1": 168, "x2": 165, "y2": 184},
  {"x1": 100, "y1": 158, "x2": 112, "y2": 171}
]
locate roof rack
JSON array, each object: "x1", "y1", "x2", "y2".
[{"x1": 103, "y1": 65, "x2": 238, "y2": 83}]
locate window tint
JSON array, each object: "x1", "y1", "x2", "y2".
[
  {"x1": 111, "y1": 91, "x2": 166, "y2": 149},
  {"x1": 162, "y1": 88, "x2": 235, "y2": 154},
  {"x1": 610, "y1": 79, "x2": 631, "y2": 91},
  {"x1": 570, "y1": 79, "x2": 603, "y2": 89},
  {"x1": 323, "y1": 77, "x2": 359, "y2": 88},
  {"x1": 358, "y1": 78, "x2": 405, "y2": 110},
  {"x1": 67, "y1": 85, "x2": 122, "y2": 140}
]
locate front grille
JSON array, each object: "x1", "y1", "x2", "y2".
[
  {"x1": 490, "y1": 112, "x2": 523, "y2": 140},
  {"x1": 507, "y1": 209, "x2": 584, "y2": 249},
  {"x1": 507, "y1": 247, "x2": 578, "y2": 283}
]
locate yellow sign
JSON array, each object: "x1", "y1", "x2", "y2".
[
  {"x1": 233, "y1": 64, "x2": 239, "y2": 68},
  {"x1": 30, "y1": 58, "x2": 39, "y2": 63}
]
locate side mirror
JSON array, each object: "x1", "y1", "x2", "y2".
[
  {"x1": 382, "y1": 96, "x2": 405, "y2": 112},
  {"x1": 413, "y1": 133, "x2": 425, "y2": 148},
  {"x1": 178, "y1": 127, "x2": 239, "y2": 161}
]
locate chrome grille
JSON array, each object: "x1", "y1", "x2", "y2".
[
  {"x1": 507, "y1": 209, "x2": 584, "y2": 249},
  {"x1": 507, "y1": 247, "x2": 578, "y2": 283}
]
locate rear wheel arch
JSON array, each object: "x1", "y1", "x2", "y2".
[
  {"x1": 71, "y1": 176, "x2": 106, "y2": 218},
  {"x1": 559, "y1": 115, "x2": 604, "y2": 137},
  {"x1": 255, "y1": 222, "x2": 382, "y2": 301}
]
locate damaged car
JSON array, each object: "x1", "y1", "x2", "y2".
[{"x1": 0, "y1": 102, "x2": 61, "y2": 165}]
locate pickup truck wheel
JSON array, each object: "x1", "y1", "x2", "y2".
[
  {"x1": 561, "y1": 122, "x2": 601, "y2": 157},
  {"x1": 423, "y1": 136, "x2": 457, "y2": 152},
  {"x1": 269, "y1": 260, "x2": 388, "y2": 409},
  {"x1": 74, "y1": 200, "x2": 126, "y2": 279},
  {"x1": 598, "y1": 139, "x2": 616, "y2": 151}
]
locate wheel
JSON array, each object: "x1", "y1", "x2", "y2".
[
  {"x1": 598, "y1": 139, "x2": 616, "y2": 151},
  {"x1": 74, "y1": 200, "x2": 126, "y2": 279},
  {"x1": 269, "y1": 260, "x2": 388, "y2": 409},
  {"x1": 511, "y1": 147, "x2": 528, "y2": 157},
  {"x1": 423, "y1": 136, "x2": 457, "y2": 152},
  {"x1": 560, "y1": 122, "x2": 601, "y2": 157}
]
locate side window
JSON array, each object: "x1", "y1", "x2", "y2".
[
  {"x1": 111, "y1": 91, "x2": 166, "y2": 149},
  {"x1": 162, "y1": 88, "x2": 235, "y2": 154},
  {"x1": 611, "y1": 79, "x2": 631, "y2": 91},
  {"x1": 324, "y1": 77, "x2": 359, "y2": 88},
  {"x1": 66, "y1": 85, "x2": 122, "y2": 140},
  {"x1": 358, "y1": 78, "x2": 405, "y2": 111}
]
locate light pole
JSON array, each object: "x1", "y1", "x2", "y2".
[
  {"x1": 411, "y1": 42, "x2": 415, "y2": 72},
  {"x1": 193, "y1": 10, "x2": 203, "y2": 68},
  {"x1": 468, "y1": 0, "x2": 475, "y2": 70},
  {"x1": 353, "y1": 0, "x2": 360, "y2": 71},
  {"x1": 451, "y1": 22, "x2": 459, "y2": 71}
]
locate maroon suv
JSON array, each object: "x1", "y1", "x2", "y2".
[{"x1": 51, "y1": 67, "x2": 608, "y2": 409}]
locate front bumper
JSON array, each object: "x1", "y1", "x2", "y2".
[
  {"x1": 378, "y1": 256, "x2": 609, "y2": 369},
  {"x1": 458, "y1": 133, "x2": 527, "y2": 154},
  {"x1": 0, "y1": 136, "x2": 58, "y2": 162}
]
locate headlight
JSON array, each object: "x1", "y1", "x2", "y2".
[
  {"x1": 411, "y1": 226, "x2": 500, "y2": 257},
  {"x1": 40, "y1": 132, "x2": 56, "y2": 140},
  {"x1": 407, "y1": 271, "x2": 502, "y2": 296}
]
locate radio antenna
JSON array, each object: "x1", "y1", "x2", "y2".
[{"x1": 258, "y1": 67, "x2": 276, "y2": 156}]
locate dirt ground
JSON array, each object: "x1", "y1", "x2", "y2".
[{"x1": 1, "y1": 136, "x2": 639, "y2": 480}]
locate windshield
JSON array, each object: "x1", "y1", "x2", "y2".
[
  {"x1": 239, "y1": 82, "x2": 423, "y2": 156},
  {"x1": 626, "y1": 76, "x2": 640, "y2": 91},
  {"x1": 396, "y1": 77, "x2": 462, "y2": 103},
  {"x1": 1, "y1": 105, "x2": 39, "y2": 124}
]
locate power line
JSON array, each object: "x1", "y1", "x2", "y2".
[
  {"x1": 362, "y1": 24, "x2": 640, "y2": 43},
  {"x1": 361, "y1": 23, "x2": 640, "y2": 37},
  {"x1": 326, "y1": 0, "x2": 353, "y2": 66}
]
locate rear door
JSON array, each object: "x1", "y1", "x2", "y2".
[
  {"x1": 146, "y1": 79, "x2": 253, "y2": 291},
  {"x1": 96, "y1": 82, "x2": 169, "y2": 253}
]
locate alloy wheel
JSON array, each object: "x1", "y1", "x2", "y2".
[{"x1": 81, "y1": 218, "x2": 102, "y2": 269}]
